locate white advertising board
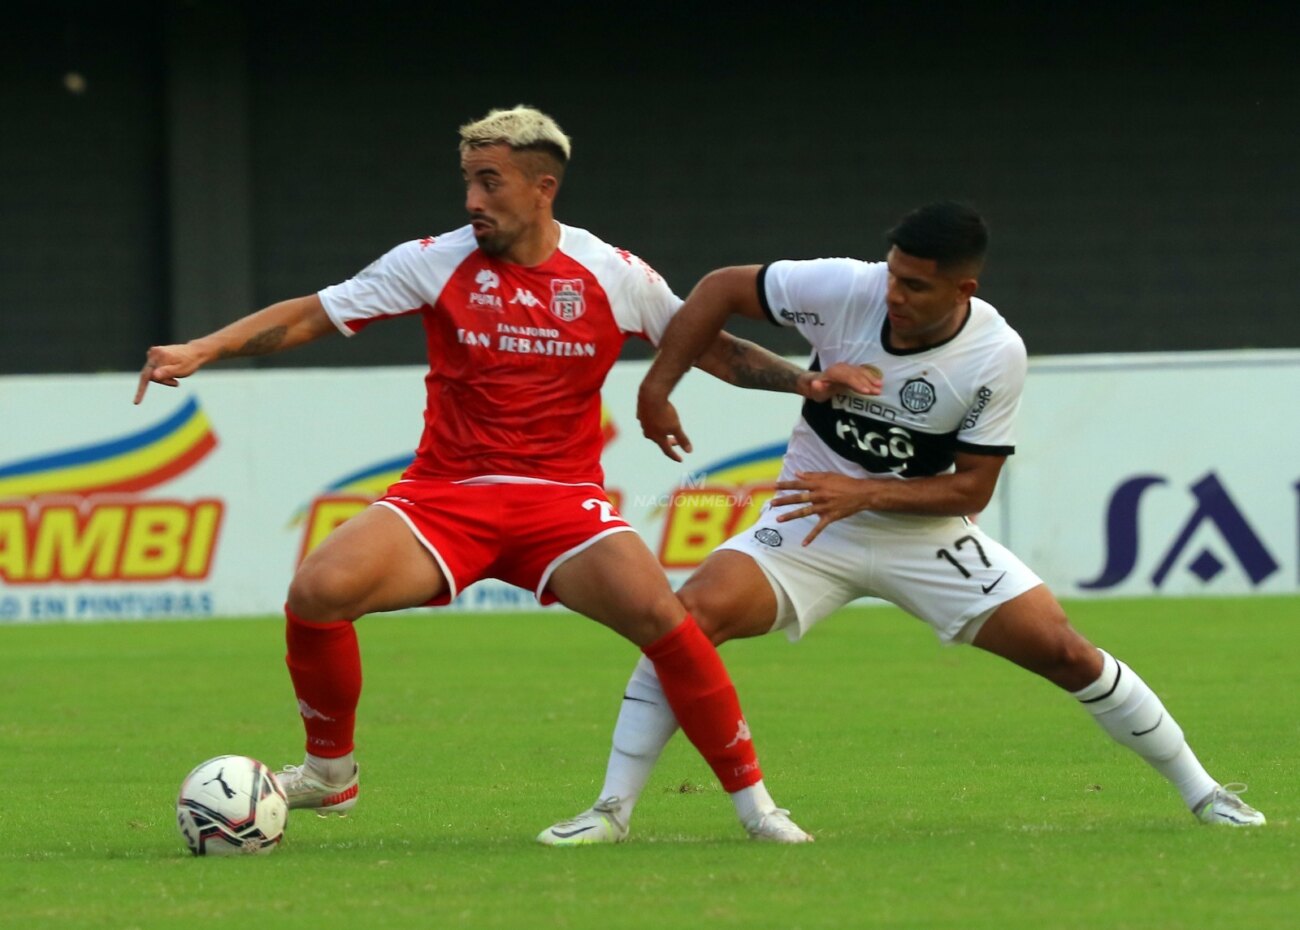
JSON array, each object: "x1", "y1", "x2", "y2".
[{"x1": 1, "y1": 350, "x2": 1296, "y2": 623}]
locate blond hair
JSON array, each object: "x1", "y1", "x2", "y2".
[{"x1": 458, "y1": 105, "x2": 571, "y2": 178}]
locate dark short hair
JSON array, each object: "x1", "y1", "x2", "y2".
[{"x1": 886, "y1": 202, "x2": 988, "y2": 270}]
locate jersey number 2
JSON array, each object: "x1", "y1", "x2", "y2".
[{"x1": 582, "y1": 498, "x2": 618, "y2": 523}]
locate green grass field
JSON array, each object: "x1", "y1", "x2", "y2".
[{"x1": 2, "y1": 596, "x2": 1295, "y2": 929}]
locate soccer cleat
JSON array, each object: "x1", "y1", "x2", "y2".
[
  {"x1": 745, "y1": 808, "x2": 814, "y2": 843},
  {"x1": 1193, "y1": 783, "x2": 1266, "y2": 827},
  {"x1": 536, "y1": 797, "x2": 629, "y2": 846},
  {"x1": 275, "y1": 762, "x2": 360, "y2": 816}
]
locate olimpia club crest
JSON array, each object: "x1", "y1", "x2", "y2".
[
  {"x1": 899, "y1": 377, "x2": 936, "y2": 413},
  {"x1": 550, "y1": 279, "x2": 585, "y2": 322}
]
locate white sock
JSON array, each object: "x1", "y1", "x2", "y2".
[
  {"x1": 1072, "y1": 650, "x2": 1218, "y2": 809},
  {"x1": 306, "y1": 752, "x2": 355, "y2": 786},
  {"x1": 597, "y1": 655, "x2": 679, "y2": 819},
  {"x1": 730, "y1": 779, "x2": 777, "y2": 826}
]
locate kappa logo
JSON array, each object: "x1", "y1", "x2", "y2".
[
  {"x1": 1079, "y1": 471, "x2": 1280, "y2": 590},
  {"x1": 614, "y1": 247, "x2": 664, "y2": 283},
  {"x1": 297, "y1": 699, "x2": 336, "y2": 722},
  {"x1": 724, "y1": 718, "x2": 752, "y2": 748},
  {"x1": 510, "y1": 287, "x2": 543, "y2": 308},
  {"x1": 475, "y1": 269, "x2": 500, "y2": 292},
  {"x1": 900, "y1": 378, "x2": 936, "y2": 414},
  {"x1": 754, "y1": 527, "x2": 783, "y2": 547},
  {"x1": 550, "y1": 279, "x2": 586, "y2": 322}
]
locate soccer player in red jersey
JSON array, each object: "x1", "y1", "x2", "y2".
[{"x1": 135, "y1": 105, "x2": 873, "y2": 842}]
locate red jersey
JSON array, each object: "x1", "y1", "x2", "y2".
[{"x1": 318, "y1": 224, "x2": 680, "y2": 486}]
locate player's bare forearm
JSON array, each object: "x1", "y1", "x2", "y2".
[
  {"x1": 193, "y1": 296, "x2": 334, "y2": 364},
  {"x1": 845, "y1": 470, "x2": 996, "y2": 516},
  {"x1": 699, "y1": 337, "x2": 883, "y2": 399},
  {"x1": 694, "y1": 333, "x2": 803, "y2": 393},
  {"x1": 214, "y1": 324, "x2": 288, "y2": 360},
  {"x1": 135, "y1": 295, "x2": 334, "y2": 404},
  {"x1": 772, "y1": 454, "x2": 1006, "y2": 543}
]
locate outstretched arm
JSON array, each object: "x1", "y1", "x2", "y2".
[
  {"x1": 696, "y1": 331, "x2": 881, "y2": 400},
  {"x1": 134, "y1": 294, "x2": 336, "y2": 404},
  {"x1": 639, "y1": 266, "x2": 880, "y2": 461},
  {"x1": 643, "y1": 266, "x2": 765, "y2": 403}
]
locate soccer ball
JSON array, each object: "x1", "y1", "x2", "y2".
[{"x1": 176, "y1": 755, "x2": 288, "y2": 856}]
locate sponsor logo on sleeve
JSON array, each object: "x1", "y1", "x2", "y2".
[
  {"x1": 778, "y1": 308, "x2": 824, "y2": 326},
  {"x1": 615, "y1": 247, "x2": 664, "y2": 283},
  {"x1": 962, "y1": 386, "x2": 993, "y2": 430}
]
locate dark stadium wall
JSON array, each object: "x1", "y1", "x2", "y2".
[
  {"x1": 0, "y1": 3, "x2": 167, "y2": 375},
  {"x1": 2, "y1": 2, "x2": 1298, "y2": 375}
]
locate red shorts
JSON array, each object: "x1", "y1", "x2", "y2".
[{"x1": 375, "y1": 479, "x2": 634, "y2": 605}]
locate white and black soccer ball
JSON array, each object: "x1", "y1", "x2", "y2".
[{"x1": 176, "y1": 755, "x2": 288, "y2": 856}]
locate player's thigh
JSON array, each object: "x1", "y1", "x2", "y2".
[
  {"x1": 677, "y1": 550, "x2": 780, "y2": 645},
  {"x1": 547, "y1": 530, "x2": 684, "y2": 647},
  {"x1": 288, "y1": 503, "x2": 447, "y2": 620},
  {"x1": 868, "y1": 520, "x2": 1041, "y2": 644},
  {"x1": 971, "y1": 585, "x2": 1102, "y2": 691},
  {"x1": 713, "y1": 506, "x2": 862, "y2": 642}
]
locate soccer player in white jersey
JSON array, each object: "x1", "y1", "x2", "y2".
[
  {"x1": 537, "y1": 201, "x2": 1264, "y2": 844},
  {"x1": 135, "y1": 105, "x2": 875, "y2": 843}
]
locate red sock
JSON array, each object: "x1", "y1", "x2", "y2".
[
  {"x1": 284, "y1": 606, "x2": 361, "y2": 758},
  {"x1": 642, "y1": 615, "x2": 762, "y2": 792}
]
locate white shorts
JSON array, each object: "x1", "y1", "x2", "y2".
[{"x1": 716, "y1": 504, "x2": 1043, "y2": 644}]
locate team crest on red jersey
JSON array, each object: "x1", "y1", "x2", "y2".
[{"x1": 550, "y1": 279, "x2": 586, "y2": 322}]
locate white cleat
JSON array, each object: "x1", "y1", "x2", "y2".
[
  {"x1": 745, "y1": 807, "x2": 814, "y2": 843},
  {"x1": 537, "y1": 797, "x2": 629, "y2": 846},
  {"x1": 275, "y1": 763, "x2": 360, "y2": 816},
  {"x1": 1194, "y1": 783, "x2": 1266, "y2": 827}
]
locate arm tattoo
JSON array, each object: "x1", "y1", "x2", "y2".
[
  {"x1": 218, "y1": 325, "x2": 288, "y2": 360},
  {"x1": 724, "y1": 338, "x2": 801, "y2": 393}
]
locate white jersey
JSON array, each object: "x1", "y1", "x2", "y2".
[{"x1": 759, "y1": 258, "x2": 1027, "y2": 526}]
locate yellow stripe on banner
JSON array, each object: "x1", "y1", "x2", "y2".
[
  {"x1": 0, "y1": 412, "x2": 213, "y2": 498},
  {"x1": 338, "y1": 471, "x2": 405, "y2": 498}
]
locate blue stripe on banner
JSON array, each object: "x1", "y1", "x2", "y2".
[
  {"x1": 686, "y1": 440, "x2": 788, "y2": 484},
  {"x1": 0, "y1": 397, "x2": 200, "y2": 478}
]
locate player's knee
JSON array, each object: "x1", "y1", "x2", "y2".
[
  {"x1": 678, "y1": 588, "x2": 723, "y2": 644},
  {"x1": 621, "y1": 587, "x2": 690, "y2": 641},
  {"x1": 1042, "y1": 630, "x2": 1103, "y2": 692},
  {"x1": 287, "y1": 560, "x2": 363, "y2": 621},
  {"x1": 678, "y1": 586, "x2": 747, "y2": 646}
]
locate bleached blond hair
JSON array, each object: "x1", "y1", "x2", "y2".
[{"x1": 459, "y1": 105, "x2": 570, "y2": 179}]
